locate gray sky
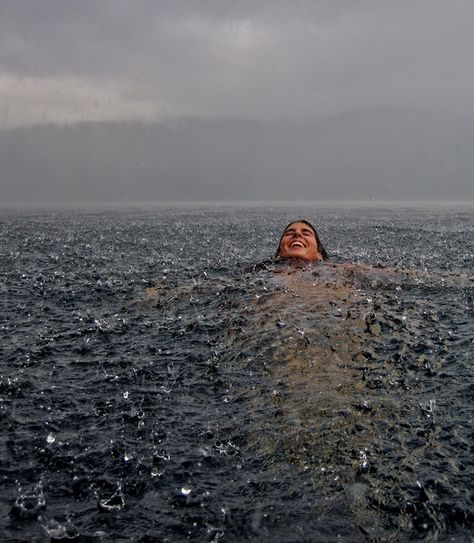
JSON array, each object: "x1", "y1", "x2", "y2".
[
  {"x1": 1, "y1": 1, "x2": 473, "y2": 204},
  {"x1": 2, "y1": 0, "x2": 474, "y2": 128}
]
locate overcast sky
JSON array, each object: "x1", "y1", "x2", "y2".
[{"x1": 2, "y1": 0, "x2": 474, "y2": 128}]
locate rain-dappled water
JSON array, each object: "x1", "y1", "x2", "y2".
[{"x1": 0, "y1": 204, "x2": 473, "y2": 542}]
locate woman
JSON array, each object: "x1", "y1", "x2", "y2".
[{"x1": 275, "y1": 220, "x2": 328, "y2": 262}]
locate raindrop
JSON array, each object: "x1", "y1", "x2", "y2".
[
  {"x1": 98, "y1": 483, "x2": 125, "y2": 511},
  {"x1": 41, "y1": 517, "x2": 79, "y2": 540},
  {"x1": 11, "y1": 483, "x2": 46, "y2": 519}
]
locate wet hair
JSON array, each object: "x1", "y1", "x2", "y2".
[{"x1": 275, "y1": 220, "x2": 328, "y2": 260}]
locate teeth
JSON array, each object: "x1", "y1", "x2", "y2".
[{"x1": 290, "y1": 242, "x2": 304, "y2": 248}]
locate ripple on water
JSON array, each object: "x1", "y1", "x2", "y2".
[{"x1": 0, "y1": 207, "x2": 472, "y2": 542}]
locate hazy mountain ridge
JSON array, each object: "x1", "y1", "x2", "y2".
[{"x1": 1, "y1": 107, "x2": 472, "y2": 203}]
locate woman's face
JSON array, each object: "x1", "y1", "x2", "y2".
[{"x1": 278, "y1": 221, "x2": 322, "y2": 261}]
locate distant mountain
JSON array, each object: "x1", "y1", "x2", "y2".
[{"x1": 1, "y1": 107, "x2": 472, "y2": 203}]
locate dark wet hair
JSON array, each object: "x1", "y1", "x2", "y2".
[{"x1": 275, "y1": 220, "x2": 328, "y2": 260}]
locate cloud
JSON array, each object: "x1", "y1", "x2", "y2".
[
  {"x1": 1, "y1": 1, "x2": 474, "y2": 126},
  {"x1": 0, "y1": 74, "x2": 176, "y2": 127}
]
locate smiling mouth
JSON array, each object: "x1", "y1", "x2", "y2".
[{"x1": 290, "y1": 241, "x2": 305, "y2": 248}]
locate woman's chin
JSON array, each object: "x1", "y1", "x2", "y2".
[
  {"x1": 279, "y1": 251, "x2": 322, "y2": 262},
  {"x1": 281, "y1": 253, "x2": 310, "y2": 261}
]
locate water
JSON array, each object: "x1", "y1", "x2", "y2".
[{"x1": 0, "y1": 204, "x2": 473, "y2": 542}]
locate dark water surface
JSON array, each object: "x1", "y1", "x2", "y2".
[{"x1": 0, "y1": 205, "x2": 473, "y2": 542}]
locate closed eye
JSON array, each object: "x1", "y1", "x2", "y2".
[{"x1": 283, "y1": 227, "x2": 315, "y2": 237}]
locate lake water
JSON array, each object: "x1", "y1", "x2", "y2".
[{"x1": 0, "y1": 204, "x2": 473, "y2": 542}]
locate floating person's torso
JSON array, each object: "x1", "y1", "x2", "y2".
[{"x1": 142, "y1": 259, "x2": 473, "y2": 540}]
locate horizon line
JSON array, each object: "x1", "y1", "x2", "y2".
[{"x1": 1, "y1": 199, "x2": 473, "y2": 211}]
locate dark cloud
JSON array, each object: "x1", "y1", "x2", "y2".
[
  {"x1": 1, "y1": 1, "x2": 473, "y2": 203},
  {"x1": 1, "y1": 1, "x2": 474, "y2": 126}
]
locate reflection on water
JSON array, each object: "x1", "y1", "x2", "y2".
[{"x1": 0, "y1": 206, "x2": 472, "y2": 542}]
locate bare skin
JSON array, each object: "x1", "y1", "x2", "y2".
[{"x1": 278, "y1": 221, "x2": 323, "y2": 261}]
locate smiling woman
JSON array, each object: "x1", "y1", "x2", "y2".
[{"x1": 275, "y1": 220, "x2": 328, "y2": 261}]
